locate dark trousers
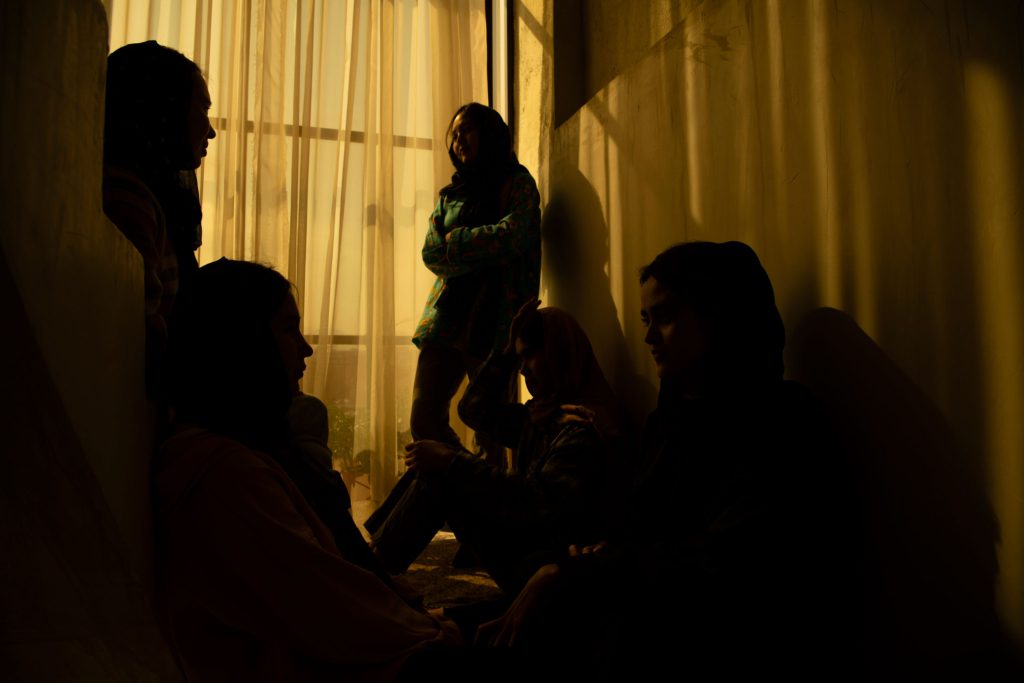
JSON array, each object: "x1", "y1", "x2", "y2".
[{"x1": 364, "y1": 469, "x2": 546, "y2": 594}]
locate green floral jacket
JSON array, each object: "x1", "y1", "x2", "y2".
[{"x1": 413, "y1": 167, "x2": 541, "y2": 355}]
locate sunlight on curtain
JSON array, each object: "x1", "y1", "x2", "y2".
[
  {"x1": 548, "y1": 0, "x2": 1024, "y2": 647},
  {"x1": 964, "y1": 62, "x2": 1024, "y2": 641},
  {"x1": 106, "y1": 0, "x2": 488, "y2": 501}
]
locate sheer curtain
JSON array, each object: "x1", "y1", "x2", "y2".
[{"x1": 106, "y1": 0, "x2": 488, "y2": 500}]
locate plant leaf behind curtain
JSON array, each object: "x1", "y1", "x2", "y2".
[{"x1": 106, "y1": 0, "x2": 488, "y2": 500}]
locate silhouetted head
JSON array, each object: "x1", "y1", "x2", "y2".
[
  {"x1": 639, "y1": 241, "x2": 785, "y2": 397},
  {"x1": 446, "y1": 102, "x2": 514, "y2": 177},
  {"x1": 105, "y1": 41, "x2": 215, "y2": 172},
  {"x1": 514, "y1": 307, "x2": 598, "y2": 401},
  {"x1": 167, "y1": 259, "x2": 312, "y2": 447}
]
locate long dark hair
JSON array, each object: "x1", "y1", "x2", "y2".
[
  {"x1": 439, "y1": 102, "x2": 520, "y2": 227},
  {"x1": 166, "y1": 259, "x2": 293, "y2": 449},
  {"x1": 640, "y1": 241, "x2": 785, "y2": 393},
  {"x1": 105, "y1": 40, "x2": 204, "y2": 277}
]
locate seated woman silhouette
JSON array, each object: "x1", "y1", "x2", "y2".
[
  {"x1": 156, "y1": 258, "x2": 459, "y2": 681},
  {"x1": 365, "y1": 302, "x2": 620, "y2": 595},
  {"x1": 478, "y1": 242, "x2": 859, "y2": 680}
]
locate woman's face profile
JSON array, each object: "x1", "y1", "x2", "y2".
[
  {"x1": 450, "y1": 111, "x2": 480, "y2": 164},
  {"x1": 186, "y1": 71, "x2": 216, "y2": 169},
  {"x1": 640, "y1": 277, "x2": 709, "y2": 387},
  {"x1": 270, "y1": 293, "x2": 314, "y2": 396}
]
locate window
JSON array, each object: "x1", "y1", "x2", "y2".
[{"x1": 107, "y1": 0, "x2": 490, "y2": 500}]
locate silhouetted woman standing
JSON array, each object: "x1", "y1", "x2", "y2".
[{"x1": 410, "y1": 103, "x2": 541, "y2": 465}]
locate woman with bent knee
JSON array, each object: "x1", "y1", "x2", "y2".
[
  {"x1": 410, "y1": 103, "x2": 541, "y2": 466},
  {"x1": 157, "y1": 259, "x2": 459, "y2": 681},
  {"x1": 367, "y1": 302, "x2": 620, "y2": 595}
]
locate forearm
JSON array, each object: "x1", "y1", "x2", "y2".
[
  {"x1": 434, "y1": 173, "x2": 541, "y2": 273},
  {"x1": 457, "y1": 350, "x2": 524, "y2": 446}
]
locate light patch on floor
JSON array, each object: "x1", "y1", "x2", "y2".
[{"x1": 351, "y1": 500, "x2": 501, "y2": 609}]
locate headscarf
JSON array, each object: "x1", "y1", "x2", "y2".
[
  {"x1": 641, "y1": 241, "x2": 785, "y2": 405},
  {"x1": 525, "y1": 307, "x2": 622, "y2": 439}
]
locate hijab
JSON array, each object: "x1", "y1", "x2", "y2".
[
  {"x1": 643, "y1": 241, "x2": 785, "y2": 406},
  {"x1": 525, "y1": 307, "x2": 622, "y2": 440}
]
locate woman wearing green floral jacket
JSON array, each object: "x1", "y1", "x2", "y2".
[{"x1": 409, "y1": 102, "x2": 541, "y2": 466}]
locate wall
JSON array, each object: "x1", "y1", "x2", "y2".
[
  {"x1": 514, "y1": 0, "x2": 1023, "y2": 667},
  {"x1": 0, "y1": 1, "x2": 179, "y2": 678}
]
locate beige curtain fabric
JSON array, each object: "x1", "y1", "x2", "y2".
[{"x1": 107, "y1": 0, "x2": 488, "y2": 499}]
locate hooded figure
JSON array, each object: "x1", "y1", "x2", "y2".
[{"x1": 517, "y1": 307, "x2": 622, "y2": 438}]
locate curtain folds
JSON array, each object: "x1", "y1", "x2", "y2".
[{"x1": 106, "y1": 0, "x2": 488, "y2": 499}]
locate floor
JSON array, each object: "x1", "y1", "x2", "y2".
[{"x1": 352, "y1": 499, "x2": 502, "y2": 609}]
